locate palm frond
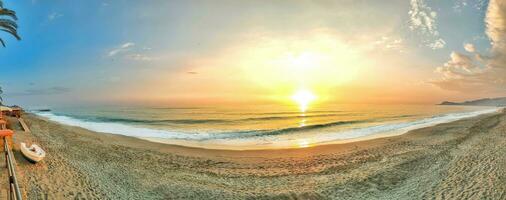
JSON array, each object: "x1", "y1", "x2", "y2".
[
  {"x1": 0, "y1": 9, "x2": 17, "y2": 20},
  {"x1": 0, "y1": 28, "x2": 20, "y2": 40},
  {"x1": 0, "y1": 27, "x2": 21, "y2": 40},
  {"x1": 0, "y1": 19, "x2": 18, "y2": 28},
  {"x1": 0, "y1": 0, "x2": 20, "y2": 47}
]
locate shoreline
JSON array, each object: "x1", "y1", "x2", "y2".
[
  {"x1": 9, "y1": 109, "x2": 506, "y2": 199},
  {"x1": 22, "y1": 108, "x2": 506, "y2": 156},
  {"x1": 32, "y1": 107, "x2": 502, "y2": 151}
]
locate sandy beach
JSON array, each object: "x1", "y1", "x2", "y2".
[{"x1": 3, "y1": 109, "x2": 505, "y2": 199}]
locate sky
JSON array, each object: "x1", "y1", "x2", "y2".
[{"x1": 0, "y1": 0, "x2": 505, "y2": 108}]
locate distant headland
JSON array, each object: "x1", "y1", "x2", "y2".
[{"x1": 439, "y1": 97, "x2": 506, "y2": 107}]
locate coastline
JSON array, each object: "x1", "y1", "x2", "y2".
[
  {"x1": 33, "y1": 107, "x2": 501, "y2": 150},
  {"x1": 8, "y1": 109, "x2": 506, "y2": 199}
]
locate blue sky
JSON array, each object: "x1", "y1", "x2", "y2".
[{"x1": 0, "y1": 0, "x2": 502, "y2": 107}]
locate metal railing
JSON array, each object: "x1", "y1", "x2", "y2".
[{"x1": 4, "y1": 137, "x2": 22, "y2": 200}]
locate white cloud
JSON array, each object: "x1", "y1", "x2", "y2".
[
  {"x1": 107, "y1": 42, "x2": 135, "y2": 57},
  {"x1": 454, "y1": 0, "x2": 488, "y2": 11},
  {"x1": 475, "y1": 0, "x2": 487, "y2": 10},
  {"x1": 428, "y1": 39, "x2": 446, "y2": 49},
  {"x1": 432, "y1": 0, "x2": 506, "y2": 93},
  {"x1": 453, "y1": 0, "x2": 467, "y2": 12},
  {"x1": 436, "y1": 51, "x2": 484, "y2": 79},
  {"x1": 408, "y1": 0, "x2": 446, "y2": 49},
  {"x1": 126, "y1": 54, "x2": 154, "y2": 61},
  {"x1": 373, "y1": 36, "x2": 405, "y2": 52},
  {"x1": 464, "y1": 43, "x2": 476, "y2": 52},
  {"x1": 121, "y1": 42, "x2": 135, "y2": 49},
  {"x1": 409, "y1": 0, "x2": 437, "y2": 34},
  {"x1": 485, "y1": 0, "x2": 506, "y2": 52},
  {"x1": 48, "y1": 12, "x2": 63, "y2": 21},
  {"x1": 106, "y1": 42, "x2": 155, "y2": 62}
]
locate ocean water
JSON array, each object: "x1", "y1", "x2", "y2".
[{"x1": 33, "y1": 104, "x2": 500, "y2": 150}]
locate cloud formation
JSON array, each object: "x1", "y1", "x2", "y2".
[
  {"x1": 428, "y1": 39, "x2": 446, "y2": 50},
  {"x1": 454, "y1": 0, "x2": 488, "y2": 12},
  {"x1": 126, "y1": 54, "x2": 154, "y2": 61},
  {"x1": 373, "y1": 36, "x2": 404, "y2": 52},
  {"x1": 486, "y1": 0, "x2": 506, "y2": 52},
  {"x1": 107, "y1": 42, "x2": 155, "y2": 61},
  {"x1": 408, "y1": 0, "x2": 446, "y2": 49},
  {"x1": 436, "y1": 51, "x2": 484, "y2": 79},
  {"x1": 432, "y1": 0, "x2": 506, "y2": 93},
  {"x1": 108, "y1": 42, "x2": 135, "y2": 57},
  {"x1": 464, "y1": 43, "x2": 476, "y2": 52},
  {"x1": 47, "y1": 12, "x2": 63, "y2": 21}
]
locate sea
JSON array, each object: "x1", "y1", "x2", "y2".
[{"x1": 32, "y1": 104, "x2": 500, "y2": 150}]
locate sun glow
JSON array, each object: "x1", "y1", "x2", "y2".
[
  {"x1": 297, "y1": 139, "x2": 312, "y2": 148},
  {"x1": 165, "y1": 31, "x2": 368, "y2": 105},
  {"x1": 292, "y1": 89, "x2": 316, "y2": 112}
]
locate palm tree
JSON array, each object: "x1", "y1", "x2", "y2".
[
  {"x1": 0, "y1": 1, "x2": 18, "y2": 106},
  {"x1": 0, "y1": 86, "x2": 3, "y2": 105},
  {"x1": 0, "y1": 0, "x2": 20, "y2": 47}
]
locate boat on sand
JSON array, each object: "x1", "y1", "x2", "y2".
[{"x1": 20, "y1": 142, "x2": 46, "y2": 163}]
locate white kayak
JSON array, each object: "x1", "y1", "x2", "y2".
[{"x1": 20, "y1": 142, "x2": 46, "y2": 163}]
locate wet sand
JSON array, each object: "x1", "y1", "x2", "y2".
[{"x1": 5, "y1": 109, "x2": 506, "y2": 199}]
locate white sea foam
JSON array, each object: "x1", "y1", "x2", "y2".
[
  {"x1": 34, "y1": 107, "x2": 501, "y2": 149},
  {"x1": 314, "y1": 107, "x2": 501, "y2": 142},
  {"x1": 34, "y1": 112, "x2": 210, "y2": 140}
]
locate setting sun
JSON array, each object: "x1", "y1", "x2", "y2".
[{"x1": 291, "y1": 89, "x2": 316, "y2": 112}]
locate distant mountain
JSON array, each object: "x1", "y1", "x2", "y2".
[{"x1": 439, "y1": 97, "x2": 506, "y2": 107}]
